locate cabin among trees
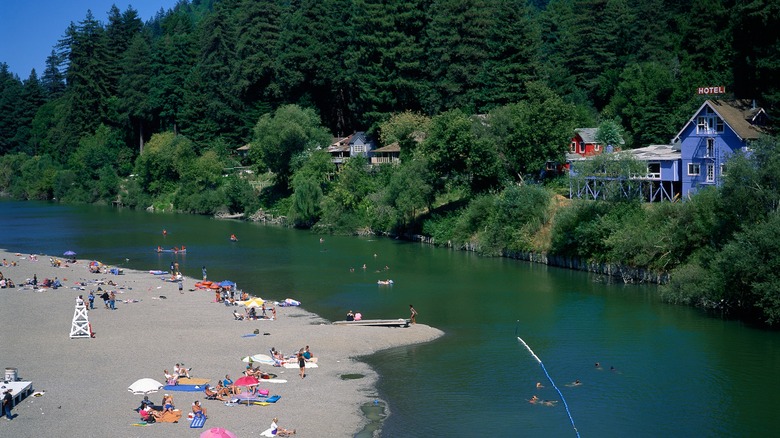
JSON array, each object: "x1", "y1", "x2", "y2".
[
  {"x1": 570, "y1": 99, "x2": 770, "y2": 202},
  {"x1": 570, "y1": 128, "x2": 604, "y2": 156},
  {"x1": 327, "y1": 132, "x2": 376, "y2": 168}
]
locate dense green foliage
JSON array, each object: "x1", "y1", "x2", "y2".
[{"x1": 1, "y1": 0, "x2": 780, "y2": 326}]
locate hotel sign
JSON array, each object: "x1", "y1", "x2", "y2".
[{"x1": 698, "y1": 86, "x2": 725, "y2": 95}]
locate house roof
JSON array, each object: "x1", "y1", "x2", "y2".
[
  {"x1": 567, "y1": 144, "x2": 679, "y2": 163},
  {"x1": 622, "y1": 144, "x2": 680, "y2": 161},
  {"x1": 349, "y1": 131, "x2": 368, "y2": 145},
  {"x1": 373, "y1": 143, "x2": 401, "y2": 153},
  {"x1": 574, "y1": 128, "x2": 599, "y2": 143},
  {"x1": 673, "y1": 99, "x2": 769, "y2": 142},
  {"x1": 329, "y1": 135, "x2": 353, "y2": 153}
]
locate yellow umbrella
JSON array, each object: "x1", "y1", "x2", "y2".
[{"x1": 242, "y1": 298, "x2": 265, "y2": 308}]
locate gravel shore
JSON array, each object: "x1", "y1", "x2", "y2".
[{"x1": 0, "y1": 249, "x2": 443, "y2": 437}]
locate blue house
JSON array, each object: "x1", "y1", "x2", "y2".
[{"x1": 674, "y1": 99, "x2": 769, "y2": 197}]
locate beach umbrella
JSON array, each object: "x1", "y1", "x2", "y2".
[
  {"x1": 63, "y1": 250, "x2": 76, "y2": 256},
  {"x1": 219, "y1": 280, "x2": 236, "y2": 288},
  {"x1": 200, "y1": 428, "x2": 237, "y2": 438},
  {"x1": 233, "y1": 375, "x2": 259, "y2": 387},
  {"x1": 128, "y1": 378, "x2": 164, "y2": 395},
  {"x1": 242, "y1": 298, "x2": 264, "y2": 308}
]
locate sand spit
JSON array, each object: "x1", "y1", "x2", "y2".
[{"x1": 0, "y1": 249, "x2": 443, "y2": 437}]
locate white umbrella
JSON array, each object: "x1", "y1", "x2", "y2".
[{"x1": 128, "y1": 378, "x2": 164, "y2": 395}]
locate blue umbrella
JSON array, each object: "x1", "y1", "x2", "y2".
[
  {"x1": 64, "y1": 250, "x2": 76, "y2": 256},
  {"x1": 219, "y1": 280, "x2": 236, "y2": 287}
]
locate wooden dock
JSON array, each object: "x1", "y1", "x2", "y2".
[
  {"x1": 333, "y1": 318, "x2": 411, "y2": 328},
  {"x1": 1, "y1": 380, "x2": 33, "y2": 407}
]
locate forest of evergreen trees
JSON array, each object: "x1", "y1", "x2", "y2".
[
  {"x1": 2, "y1": 0, "x2": 779, "y2": 163},
  {"x1": 1, "y1": 0, "x2": 780, "y2": 326}
]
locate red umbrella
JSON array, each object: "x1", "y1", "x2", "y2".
[
  {"x1": 200, "y1": 428, "x2": 237, "y2": 438},
  {"x1": 233, "y1": 375, "x2": 260, "y2": 387}
]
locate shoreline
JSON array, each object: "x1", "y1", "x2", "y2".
[{"x1": 0, "y1": 249, "x2": 444, "y2": 437}]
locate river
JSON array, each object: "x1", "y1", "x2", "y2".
[{"x1": 1, "y1": 200, "x2": 777, "y2": 437}]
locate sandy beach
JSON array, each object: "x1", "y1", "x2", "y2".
[{"x1": 0, "y1": 249, "x2": 443, "y2": 437}]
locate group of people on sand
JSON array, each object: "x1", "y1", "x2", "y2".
[
  {"x1": 137, "y1": 393, "x2": 178, "y2": 422},
  {"x1": 0, "y1": 271, "x2": 16, "y2": 289},
  {"x1": 233, "y1": 304, "x2": 276, "y2": 321},
  {"x1": 164, "y1": 363, "x2": 192, "y2": 384}
]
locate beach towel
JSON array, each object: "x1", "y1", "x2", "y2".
[
  {"x1": 283, "y1": 362, "x2": 318, "y2": 369},
  {"x1": 163, "y1": 384, "x2": 203, "y2": 392},
  {"x1": 156, "y1": 410, "x2": 182, "y2": 423},
  {"x1": 177, "y1": 377, "x2": 210, "y2": 385},
  {"x1": 190, "y1": 414, "x2": 207, "y2": 428},
  {"x1": 265, "y1": 395, "x2": 281, "y2": 403}
]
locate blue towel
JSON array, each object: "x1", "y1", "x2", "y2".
[
  {"x1": 162, "y1": 384, "x2": 203, "y2": 392},
  {"x1": 190, "y1": 415, "x2": 207, "y2": 428},
  {"x1": 265, "y1": 395, "x2": 281, "y2": 403}
]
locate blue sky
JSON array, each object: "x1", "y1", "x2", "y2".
[{"x1": 1, "y1": 1, "x2": 180, "y2": 79}]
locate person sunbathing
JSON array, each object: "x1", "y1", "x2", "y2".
[
  {"x1": 164, "y1": 369, "x2": 177, "y2": 385},
  {"x1": 271, "y1": 417, "x2": 296, "y2": 436},
  {"x1": 162, "y1": 394, "x2": 175, "y2": 412},
  {"x1": 223, "y1": 375, "x2": 240, "y2": 394},
  {"x1": 191, "y1": 400, "x2": 207, "y2": 418},
  {"x1": 233, "y1": 310, "x2": 245, "y2": 320},
  {"x1": 203, "y1": 385, "x2": 225, "y2": 401},
  {"x1": 302, "y1": 345, "x2": 317, "y2": 363},
  {"x1": 174, "y1": 363, "x2": 191, "y2": 379},
  {"x1": 140, "y1": 404, "x2": 162, "y2": 422},
  {"x1": 214, "y1": 381, "x2": 232, "y2": 399}
]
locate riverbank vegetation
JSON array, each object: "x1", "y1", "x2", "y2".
[{"x1": 1, "y1": 0, "x2": 779, "y2": 326}]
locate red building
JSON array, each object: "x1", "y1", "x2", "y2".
[{"x1": 569, "y1": 128, "x2": 604, "y2": 156}]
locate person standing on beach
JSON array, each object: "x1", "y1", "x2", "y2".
[
  {"x1": 179, "y1": 280, "x2": 183, "y2": 294},
  {"x1": 202, "y1": 266, "x2": 207, "y2": 280},
  {"x1": 88, "y1": 291, "x2": 95, "y2": 309},
  {"x1": 298, "y1": 350, "x2": 306, "y2": 378},
  {"x1": 109, "y1": 291, "x2": 116, "y2": 310},
  {"x1": 409, "y1": 304, "x2": 418, "y2": 324},
  {"x1": 3, "y1": 389, "x2": 13, "y2": 420}
]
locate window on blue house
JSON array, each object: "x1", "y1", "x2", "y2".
[
  {"x1": 706, "y1": 163, "x2": 715, "y2": 182},
  {"x1": 720, "y1": 163, "x2": 727, "y2": 176},
  {"x1": 688, "y1": 163, "x2": 700, "y2": 176},
  {"x1": 697, "y1": 109, "x2": 724, "y2": 134},
  {"x1": 647, "y1": 162, "x2": 661, "y2": 179},
  {"x1": 706, "y1": 138, "x2": 715, "y2": 157}
]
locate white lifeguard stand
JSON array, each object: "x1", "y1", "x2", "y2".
[{"x1": 69, "y1": 304, "x2": 92, "y2": 339}]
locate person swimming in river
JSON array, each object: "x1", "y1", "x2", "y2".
[{"x1": 230, "y1": 234, "x2": 238, "y2": 241}]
